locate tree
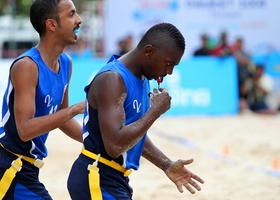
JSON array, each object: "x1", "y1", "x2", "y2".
[{"x1": 0, "y1": 0, "x2": 96, "y2": 16}]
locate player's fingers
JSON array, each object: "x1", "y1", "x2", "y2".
[
  {"x1": 189, "y1": 179, "x2": 202, "y2": 191},
  {"x1": 176, "y1": 185, "x2": 184, "y2": 193},
  {"x1": 153, "y1": 88, "x2": 159, "y2": 94},
  {"x1": 184, "y1": 183, "x2": 196, "y2": 194},
  {"x1": 180, "y1": 158, "x2": 194, "y2": 165},
  {"x1": 159, "y1": 88, "x2": 168, "y2": 93},
  {"x1": 192, "y1": 173, "x2": 205, "y2": 184}
]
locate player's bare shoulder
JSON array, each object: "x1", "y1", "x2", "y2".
[
  {"x1": 10, "y1": 57, "x2": 38, "y2": 86},
  {"x1": 11, "y1": 57, "x2": 38, "y2": 74},
  {"x1": 89, "y1": 71, "x2": 126, "y2": 108}
]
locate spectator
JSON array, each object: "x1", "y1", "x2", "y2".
[
  {"x1": 193, "y1": 33, "x2": 211, "y2": 56},
  {"x1": 117, "y1": 34, "x2": 135, "y2": 56},
  {"x1": 246, "y1": 64, "x2": 277, "y2": 115},
  {"x1": 231, "y1": 37, "x2": 255, "y2": 113},
  {"x1": 125, "y1": 34, "x2": 134, "y2": 52},
  {"x1": 117, "y1": 39, "x2": 127, "y2": 56},
  {"x1": 211, "y1": 31, "x2": 232, "y2": 57}
]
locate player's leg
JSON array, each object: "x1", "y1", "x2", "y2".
[
  {"x1": 67, "y1": 155, "x2": 92, "y2": 200},
  {"x1": 0, "y1": 147, "x2": 52, "y2": 200}
]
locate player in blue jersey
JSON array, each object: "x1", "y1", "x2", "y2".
[
  {"x1": 0, "y1": 0, "x2": 85, "y2": 199},
  {"x1": 67, "y1": 22, "x2": 204, "y2": 200}
]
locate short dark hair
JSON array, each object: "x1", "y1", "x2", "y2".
[
  {"x1": 137, "y1": 22, "x2": 185, "y2": 53},
  {"x1": 30, "y1": 0, "x2": 61, "y2": 36}
]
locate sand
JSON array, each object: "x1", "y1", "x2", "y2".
[{"x1": 41, "y1": 113, "x2": 280, "y2": 200}]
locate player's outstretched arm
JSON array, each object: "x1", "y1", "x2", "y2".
[{"x1": 142, "y1": 136, "x2": 204, "y2": 194}]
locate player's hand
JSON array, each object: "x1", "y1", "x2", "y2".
[
  {"x1": 164, "y1": 159, "x2": 204, "y2": 194},
  {"x1": 73, "y1": 100, "x2": 86, "y2": 114},
  {"x1": 149, "y1": 88, "x2": 171, "y2": 116}
]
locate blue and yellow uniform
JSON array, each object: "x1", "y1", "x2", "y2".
[
  {"x1": 67, "y1": 55, "x2": 150, "y2": 200},
  {"x1": 0, "y1": 47, "x2": 70, "y2": 199}
]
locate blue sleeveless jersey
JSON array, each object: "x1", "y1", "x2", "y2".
[
  {"x1": 0, "y1": 47, "x2": 70, "y2": 160},
  {"x1": 83, "y1": 55, "x2": 150, "y2": 170}
]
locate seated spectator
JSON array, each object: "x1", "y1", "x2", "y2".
[
  {"x1": 193, "y1": 33, "x2": 211, "y2": 56},
  {"x1": 246, "y1": 64, "x2": 277, "y2": 115}
]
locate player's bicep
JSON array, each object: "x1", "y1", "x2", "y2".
[
  {"x1": 90, "y1": 71, "x2": 126, "y2": 141},
  {"x1": 11, "y1": 58, "x2": 38, "y2": 125}
]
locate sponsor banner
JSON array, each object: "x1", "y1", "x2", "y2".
[
  {"x1": 0, "y1": 57, "x2": 239, "y2": 116},
  {"x1": 69, "y1": 57, "x2": 239, "y2": 116},
  {"x1": 150, "y1": 57, "x2": 239, "y2": 115}
]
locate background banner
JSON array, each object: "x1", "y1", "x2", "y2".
[{"x1": 104, "y1": 0, "x2": 280, "y2": 58}]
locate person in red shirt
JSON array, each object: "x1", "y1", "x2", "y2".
[{"x1": 211, "y1": 31, "x2": 232, "y2": 57}]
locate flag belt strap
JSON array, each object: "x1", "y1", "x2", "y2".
[
  {"x1": 0, "y1": 143, "x2": 44, "y2": 169},
  {"x1": 0, "y1": 143, "x2": 44, "y2": 199},
  {"x1": 81, "y1": 148, "x2": 132, "y2": 177}
]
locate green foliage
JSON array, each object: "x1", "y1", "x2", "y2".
[{"x1": 0, "y1": 0, "x2": 97, "y2": 16}]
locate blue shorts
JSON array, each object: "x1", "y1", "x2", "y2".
[
  {"x1": 0, "y1": 146, "x2": 52, "y2": 200},
  {"x1": 67, "y1": 153, "x2": 133, "y2": 200}
]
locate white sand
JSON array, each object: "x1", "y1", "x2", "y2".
[{"x1": 41, "y1": 114, "x2": 280, "y2": 200}]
